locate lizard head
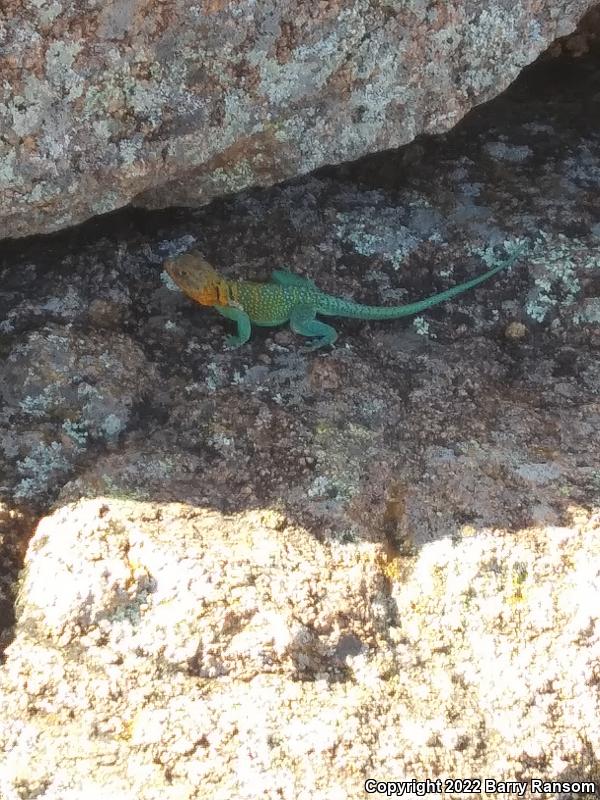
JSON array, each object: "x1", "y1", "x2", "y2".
[{"x1": 164, "y1": 251, "x2": 227, "y2": 306}]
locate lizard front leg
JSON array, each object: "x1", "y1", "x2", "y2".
[
  {"x1": 214, "y1": 304, "x2": 252, "y2": 348},
  {"x1": 289, "y1": 305, "x2": 337, "y2": 349}
]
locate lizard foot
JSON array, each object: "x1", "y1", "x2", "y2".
[
  {"x1": 304, "y1": 338, "x2": 334, "y2": 351},
  {"x1": 225, "y1": 334, "x2": 244, "y2": 349}
]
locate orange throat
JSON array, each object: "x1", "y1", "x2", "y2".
[
  {"x1": 192, "y1": 285, "x2": 221, "y2": 306},
  {"x1": 184, "y1": 280, "x2": 234, "y2": 307}
]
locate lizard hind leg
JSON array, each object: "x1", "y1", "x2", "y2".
[{"x1": 289, "y1": 305, "x2": 337, "y2": 349}]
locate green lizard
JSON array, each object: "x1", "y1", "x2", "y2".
[{"x1": 165, "y1": 250, "x2": 514, "y2": 349}]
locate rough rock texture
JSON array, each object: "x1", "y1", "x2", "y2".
[
  {"x1": 1, "y1": 498, "x2": 599, "y2": 799},
  {"x1": 0, "y1": 0, "x2": 596, "y2": 239},
  {"x1": 1, "y1": 49, "x2": 600, "y2": 799}
]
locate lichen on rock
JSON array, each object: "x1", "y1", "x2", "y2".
[{"x1": 0, "y1": 0, "x2": 596, "y2": 238}]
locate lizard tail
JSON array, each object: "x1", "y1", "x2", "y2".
[{"x1": 318, "y1": 258, "x2": 514, "y2": 320}]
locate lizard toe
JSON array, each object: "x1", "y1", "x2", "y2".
[
  {"x1": 306, "y1": 337, "x2": 333, "y2": 351},
  {"x1": 225, "y1": 335, "x2": 243, "y2": 348}
]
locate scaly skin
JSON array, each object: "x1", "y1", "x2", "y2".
[{"x1": 165, "y1": 250, "x2": 515, "y2": 349}]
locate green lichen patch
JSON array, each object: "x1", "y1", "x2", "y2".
[{"x1": 524, "y1": 231, "x2": 600, "y2": 323}]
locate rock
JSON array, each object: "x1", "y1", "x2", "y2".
[
  {"x1": 0, "y1": 0, "x2": 594, "y2": 239},
  {"x1": 0, "y1": 325, "x2": 157, "y2": 501},
  {"x1": 1, "y1": 496, "x2": 599, "y2": 797},
  {"x1": 1, "y1": 47, "x2": 600, "y2": 797},
  {"x1": 504, "y1": 320, "x2": 528, "y2": 340}
]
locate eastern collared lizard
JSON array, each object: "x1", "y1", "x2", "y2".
[{"x1": 165, "y1": 250, "x2": 515, "y2": 349}]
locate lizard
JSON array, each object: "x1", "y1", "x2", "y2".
[{"x1": 165, "y1": 250, "x2": 515, "y2": 349}]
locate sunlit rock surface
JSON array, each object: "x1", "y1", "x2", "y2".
[
  {"x1": 1, "y1": 497, "x2": 598, "y2": 798},
  {"x1": 0, "y1": 0, "x2": 595, "y2": 238}
]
